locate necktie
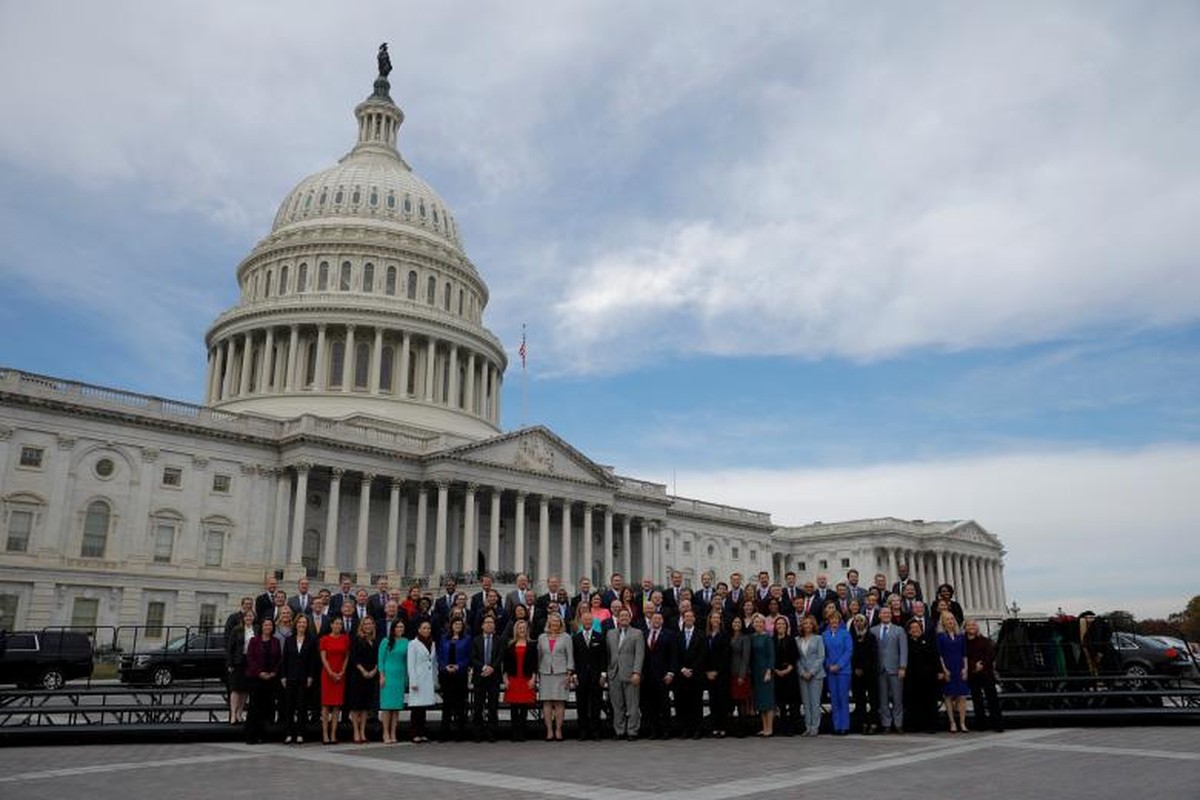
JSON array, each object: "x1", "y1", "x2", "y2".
[
  {"x1": 650, "y1": 630, "x2": 658, "y2": 649},
  {"x1": 619, "y1": 630, "x2": 626, "y2": 649},
  {"x1": 485, "y1": 635, "x2": 491, "y2": 664},
  {"x1": 882, "y1": 625, "x2": 887, "y2": 641},
  {"x1": 685, "y1": 630, "x2": 692, "y2": 648}
]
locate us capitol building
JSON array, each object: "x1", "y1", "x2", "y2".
[{"x1": 0, "y1": 57, "x2": 1007, "y2": 636}]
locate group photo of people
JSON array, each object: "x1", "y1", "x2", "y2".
[{"x1": 226, "y1": 565, "x2": 1004, "y2": 744}]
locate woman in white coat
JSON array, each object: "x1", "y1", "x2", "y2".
[
  {"x1": 406, "y1": 619, "x2": 439, "y2": 743},
  {"x1": 795, "y1": 614, "x2": 826, "y2": 736}
]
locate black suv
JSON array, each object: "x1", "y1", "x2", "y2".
[
  {"x1": 0, "y1": 630, "x2": 95, "y2": 689},
  {"x1": 118, "y1": 631, "x2": 228, "y2": 687}
]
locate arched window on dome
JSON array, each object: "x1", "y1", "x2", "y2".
[
  {"x1": 458, "y1": 288, "x2": 464, "y2": 316},
  {"x1": 369, "y1": 190, "x2": 378, "y2": 207},
  {"x1": 362, "y1": 263, "x2": 374, "y2": 293},
  {"x1": 304, "y1": 193, "x2": 313, "y2": 210},
  {"x1": 419, "y1": 200, "x2": 426, "y2": 218},
  {"x1": 387, "y1": 193, "x2": 396, "y2": 210},
  {"x1": 304, "y1": 341, "x2": 317, "y2": 387},
  {"x1": 426, "y1": 276, "x2": 436, "y2": 305},
  {"x1": 340, "y1": 262, "x2": 351, "y2": 291},
  {"x1": 404, "y1": 196, "x2": 412, "y2": 214},
  {"x1": 318, "y1": 262, "x2": 329, "y2": 291},
  {"x1": 81, "y1": 499, "x2": 111, "y2": 558},
  {"x1": 279, "y1": 265, "x2": 289, "y2": 296},
  {"x1": 329, "y1": 341, "x2": 345, "y2": 388},
  {"x1": 264, "y1": 270, "x2": 273, "y2": 298},
  {"x1": 335, "y1": 189, "x2": 344, "y2": 205},
  {"x1": 297, "y1": 263, "x2": 308, "y2": 292},
  {"x1": 407, "y1": 271, "x2": 417, "y2": 299},
  {"x1": 380, "y1": 345, "x2": 395, "y2": 392},
  {"x1": 443, "y1": 282, "x2": 452, "y2": 311},
  {"x1": 385, "y1": 266, "x2": 397, "y2": 296},
  {"x1": 352, "y1": 188, "x2": 361, "y2": 205},
  {"x1": 319, "y1": 190, "x2": 327, "y2": 207},
  {"x1": 433, "y1": 207, "x2": 440, "y2": 226},
  {"x1": 354, "y1": 342, "x2": 369, "y2": 389}
]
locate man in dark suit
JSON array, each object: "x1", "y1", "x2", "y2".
[
  {"x1": 640, "y1": 611, "x2": 678, "y2": 739},
  {"x1": 366, "y1": 577, "x2": 391, "y2": 627},
  {"x1": 673, "y1": 608, "x2": 706, "y2": 738},
  {"x1": 811, "y1": 574, "x2": 836, "y2": 619},
  {"x1": 309, "y1": 597, "x2": 331, "y2": 637},
  {"x1": 892, "y1": 564, "x2": 924, "y2": 601},
  {"x1": 504, "y1": 573, "x2": 531, "y2": 616},
  {"x1": 469, "y1": 613, "x2": 504, "y2": 742},
  {"x1": 599, "y1": 573, "x2": 624, "y2": 608},
  {"x1": 861, "y1": 592, "x2": 882, "y2": 629},
  {"x1": 255, "y1": 575, "x2": 279, "y2": 623},
  {"x1": 572, "y1": 609, "x2": 609, "y2": 740},
  {"x1": 872, "y1": 572, "x2": 893, "y2": 604},
  {"x1": 662, "y1": 571, "x2": 685, "y2": 617},
  {"x1": 725, "y1": 572, "x2": 745, "y2": 617},
  {"x1": 286, "y1": 577, "x2": 315, "y2": 621},
  {"x1": 572, "y1": 576, "x2": 595, "y2": 615},
  {"x1": 432, "y1": 577, "x2": 457, "y2": 633},
  {"x1": 329, "y1": 576, "x2": 355, "y2": 618},
  {"x1": 225, "y1": 596, "x2": 255, "y2": 637},
  {"x1": 752, "y1": 571, "x2": 772, "y2": 613},
  {"x1": 909, "y1": 600, "x2": 934, "y2": 644},
  {"x1": 846, "y1": 569, "x2": 868, "y2": 606},
  {"x1": 782, "y1": 571, "x2": 801, "y2": 607},
  {"x1": 692, "y1": 573, "x2": 716, "y2": 620},
  {"x1": 336, "y1": 600, "x2": 358, "y2": 637},
  {"x1": 537, "y1": 576, "x2": 563, "y2": 613},
  {"x1": 469, "y1": 573, "x2": 495, "y2": 620},
  {"x1": 634, "y1": 577, "x2": 656, "y2": 615}
]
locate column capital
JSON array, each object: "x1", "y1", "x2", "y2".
[
  {"x1": 538, "y1": 494, "x2": 550, "y2": 507},
  {"x1": 318, "y1": 322, "x2": 328, "y2": 331},
  {"x1": 582, "y1": 502, "x2": 594, "y2": 512},
  {"x1": 330, "y1": 467, "x2": 345, "y2": 479},
  {"x1": 346, "y1": 323, "x2": 357, "y2": 332},
  {"x1": 515, "y1": 490, "x2": 528, "y2": 500},
  {"x1": 361, "y1": 472, "x2": 376, "y2": 484},
  {"x1": 390, "y1": 476, "x2": 404, "y2": 490},
  {"x1": 435, "y1": 479, "x2": 450, "y2": 491}
]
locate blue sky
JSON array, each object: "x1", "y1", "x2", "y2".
[{"x1": 1, "y1": 2, "x2": 1198, "y2": 618}]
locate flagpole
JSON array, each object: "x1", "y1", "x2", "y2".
[{"x1": 520, "y1": 323, "x2": 528, "y2": 428}]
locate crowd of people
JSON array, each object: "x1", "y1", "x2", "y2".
[{"x1": 224, "y1": 565, "x2": 1004, "y2": 744}]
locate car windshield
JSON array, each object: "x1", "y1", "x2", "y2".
[{"x1": 163, "y1": 635, "x2": 198, "y2": 652}]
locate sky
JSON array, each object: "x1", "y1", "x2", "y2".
[{"x1": 1, "y1": 2, "x2": 1197, "y2": 619}]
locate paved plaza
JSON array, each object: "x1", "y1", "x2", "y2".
[{"x1": 0, "y1": 727, "x2": 1196, "y2": 800}]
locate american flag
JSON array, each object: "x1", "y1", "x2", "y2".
[{"x1": 518, "y1": 324, "x2": 527, "y2": 369}]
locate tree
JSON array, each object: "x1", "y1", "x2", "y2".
[
  {"x1": 1179, "y1": 595, "x2": 1200, "y2": 642},
  {"x1": 1104, "y1": 610, "x2": 1137, "y2": 632}
]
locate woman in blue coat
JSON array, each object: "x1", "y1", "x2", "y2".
[
  {"x1": 437, "y1": 616, "x2": 472, "y2": 741},
  {"x1": 748, "y1": 613, "x2": 776, "y2": 736},
  {"x1": 822, "y1": 608, "x2": 854, "y2": 735}
]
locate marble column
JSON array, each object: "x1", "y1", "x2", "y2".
[
  {"x1": 415, "y1": 485, "x2": 429, "y2": 577},
  {"x1": 462, "y1": 483, "x2": 477, "y2": 573},
  {"x1": 887, "y1": 547, "x2": 897, "y2": 584},
  {"x1": 583, "y1": 504, "x2": 594, "y2": 587},
  {"x1": 622, "y1": 516, "x2": 631, "y2": 580},
  {"x1": 602, "y1": 507, "x2": 614, "y2": 584},
  {"x1": 204, "y1": 348, "x2": 216, "y2": 404},
  {"x1": 369, "y1": 327, "x2": 384, "y2": 393},
  {"x1": 465, "y1": 352, "x2": 476, "y2": 414},
  {"x1": 386, "y1": 478, "x2": 401, "y2": 576},
  {"x1": 399, "y1": 332, "x2": 412, "y2": 397},
  {"x1": 434, "y1": 481, "x2": 449, "y2": 576},
  {"x1": 448, "y1": 345, "x2": 459, "y2": 408},
  {"x1": 314, "y1": 324, "x2": 328, "y2": 390},
  {"x1": 342, "y1": 324, "x2": 356, "y2": 392},
  {"x1": 236, "y1": 332, "x2": 253, "y2": 395},
  {"x1": 286, "y1": 324, "x2": 300, "y2": 391},
  {"x1": 259, "y1": 327, "x2": 275, "y2": 393},
  {"x1": 323, "y1": 468, "x2": 343, "y2": 578},
  {"x1": 538, "y1": 496, "x2": 550, "y2": 585},
  {"x1": 289, "y1": 464, "x2": 309, "y2": 571},
  {"x1": 640, "y1": 519, "x2": 651, "y2": 581},
  {"x1": 488, "y1": 488, "x2": 501, "y2": 574},
  {"x1": 397, "y1": 488, "x2": 410, "y2": 578},
  {"x1": 514, "y1": 492, "x2": 527, "y2": 577},
  {"x1": 561, "y1": 500, "x2": 573, "y2": 583},
  {"x1": 355, "y1": 473, "x2": 373, "y2": 577},
  {"x1": 424, "y1": 337, "x2": 437, "y2": 401},
  {"x1": 216, "y1": 340, "x2": 230, "y2": 401},
  {"x1": 936, "y1": 550, "x2": 946, "y2": 590}
]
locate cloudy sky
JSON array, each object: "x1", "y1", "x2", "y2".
[{"x1": 1, "y1": 2, "x2": 1197, "y2": 618}]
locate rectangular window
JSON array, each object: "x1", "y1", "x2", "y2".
[
  {"x1": 70, "y1": 597, "x2": 99, "y2": 631},
  {"x1": 841, "y1": 558, "x2": 851, "y2": 569},
  {"x1": 212, "y1": 474, "x2": 231, "y2": 493},
  {"x1": 162, "y1": 467, "x2": 182, "y2": 487},
  {"x1": 0, "y1": 594, "x2": 19, "y2": 631},
  {"x1": 153, "y1": 524, "x2": 174, "y2": 563},
  {"x1": 204, "y1": 529, "x2": 225, "y2": 567},
  {"x1": 6, "y1": 509, "x2": 32, "y2": 553},
  {"x1": 731, "y1": 546, "x2": 740, "y2": 560},
  {"x1": 682, "y1": 540, "x2": 691, "y2": 554},
  {"x1": 19, "y1": 446, "x2": 44, "y2": 468},
  {"x1": 819, "y1": 559, "x2": 828, "y2": 570},
  {"x1": 198, "y1": 603, "x2": 218, "y2": 633},
  {"x1": 749, "y1": 550, "x2": 758, "y2": 562},
  {"x1": 797, "y1": 561, "x2": 807, "y2": 572},
  {"x1": 145, "y1": 601, "x2": 166, "y2": 638}
]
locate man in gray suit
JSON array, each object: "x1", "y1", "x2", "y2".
[
  {"x1": 605, "y1": 607, "x2": 645, "y2": 740},
  {"x1": 872, "y1": 607, "x2": 908, "y2": 732}
]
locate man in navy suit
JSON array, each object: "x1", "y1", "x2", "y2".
[
  {"x1": 469, "y1": 613, "x2": 504, "y2": 742},
  {"x1": 432, "y1": 576, "x2": 457, "y2": 632},
  {"x1": 892, "y1": 563, "x2": 924, "y2": 601},
  {"x1": 255, "y1": 575, "x2": 279, "y2": 624},
  {"x1": 366, "y1": 576, "x2": 391, "y2": 627},
  {"x1": 599, "y1": 573, "x2": 624, "y2": 608},
  {"x1": 640, "y1": 611, "x2": 678, "y2": 739},
  {"x1": 329, "y1": 576, "x2": 355, "y2": 619},
  {"x1": 846, "y1": 569, "x2": 868, "y2": 605},
  {"x1": 572, "y1": 609, "x2": 609, "y2": 740},
  {"x1": 673, "y1": 609, "x2": 706, "y2": 738},
  {"x1": 469, "y1": 573, "x2": 495, "y2": 620},
  {"x1": 724, "y1": 572, "x2": 745, "y2": 617},
  {"x1": 692, "y1": 572, "x2": 717, "y2": 619}
]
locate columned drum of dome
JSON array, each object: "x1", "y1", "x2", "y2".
[{"x1": 204, "y1": 66, "x2": 506, "y2": 440}]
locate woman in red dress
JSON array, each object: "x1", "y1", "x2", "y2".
[
  {"x1": 502, "y1": 618, "x2": 538, "y2": 741},
  {"x1": 319, "y1": 616, "x2": 350, "y2": 743}
]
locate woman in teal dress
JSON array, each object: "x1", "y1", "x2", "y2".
[
  {"x1": 378, "y1": 618, "x2": 409, "y2": 744},
  {"x1": 748, "y1": 613, "x2": 776, "y2": 736}
]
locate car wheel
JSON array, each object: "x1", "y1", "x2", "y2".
[
  {"x1": 152, "y1": 666, "x2": 174, "y2": 687},
  {"x1": 40, "y1": 669, "x2": 66, "y2": 691}
]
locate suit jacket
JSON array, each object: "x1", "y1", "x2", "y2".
[
  {"x1": 606, "y1": 626, "x2": 645, "y2": 682},
  {"x1": 254, "y1": 592, "x2": 276, "y2": 623},
  {"x1": 536, "y1": 633, "x2": 574, "y2": 677},
  {"x1": 502, "y1": 639, "x2": 538, "y2": 679},
  {"x1": 286, "y1": 594, "x2": 315, "y2": 620},
  {"x1": 782, "y1": 585, "x2": 802, "y2": 607},
  {"x1": 571, "y1": 592, "x2": 594, "y2": 614},
  {"x1": 503, "y1": 589, "x2": 528, "y2": 617},
  {"x1": 366, "y1": 592, "x2": 391, "y2": 625},
  {"x1": 724, "y1": 588, "x2": 745, "y2": 617},
  {"x1": 469, "y1": 631, "x2": 504, "y2": 684},
  {"x1": 598, "y1": 589, "x2": 619, "y2": 608},
  {"x1": 431, "y1": 594, "x2": 456, "y2": 632},
  {"x1": 336, "y1": 614, "x2": 359, "y2": 637},
  {"x1": 796, "y1": 634, "x2": 826, "y2": 679},
  {"x1": 571, "y1": 627, "x2": 608, "y2": 684},
  {"x1": 329, "y1": 592, "x2": 356, "y2": 616},
  {"x1": 700, "y1": 631, "x2": 731, "y2": 677},
  {"x1": 872, "y1": 622, "x2": 908, "y2": 674},
  {"x1": 676, "y1": 627, "x2": 706, "y2": 679},
  {"x1": 752, "y1": 586, "x2": 773, "y2": 613},
  {"x1": 861, "y1": 606, "x2": 881, "y2": 629},
  {"x1": 846, "y1": 585, "x2": 868, "y2": 605},
  {"x1": 310, "y1": 612, "x2": 331, "y2": 637},
  {"x1": 692, "y1": 587, "x2": 717, "y2": 619},
  {"x1": 225, "y1": 610, "x2": 250, "y2": 639},
  {"x1": 643, "y1": 627, "x2": 679, "y2": 682},
  {"x1": 280, "y1": 633, "x2": 319, "y2": 682},
  {"x1": 892, "y1": 580, "x2": 924, "y2": 601},
  {"x1": 810, "y1": 587, "x2": 836, "y2": 618}
]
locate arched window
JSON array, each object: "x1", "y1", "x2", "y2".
[
  {"x1": 386, "y1": 193, "x2": 396, "y2": 209},
  {"x1": 385, "y1": 266, "x2": 397, "y2": 296},
  {"x1": 264, "y1": 270, "x2": 272, "y2": 298},
  {"x1": 362, "y1": 263, "x2": 374, "y2": 293},
  {"x1": 340, "y1": 262, "x2": 352, "y2": 291},
  {"x1": 369, "y1": 190, "x2": 378, "y2": 207},
  {"x1": 301, "y1": 529, "x2": 320, "y2": 577},
  {"x1": 443, "y1": 282, "x2": 452, "y2": 311},
  {"x1": 380, "y1": 345, "x2": 395, "y2": 391},
  {"x1": 329, "y1": 341, "x2": 345, "y2": 388},
  {"x1": 352, "y1": 188, "x2": 361, "y2": 205},
  {"x1": 318, "y1": 190, "x2": 327, "y2": 207},
  {"x1": 279, "y1": 265, "x2": 289, "y2": 295},
  {"x1": 297, "y1": 263, "x2": 308, "y2": 292},
  {"x1": 318, "y1": 262, "x2": 329, "y2": 291},
  {"x1": 407, "y1": 270, "x2": 418, "y2": 299},
  {"x1": 426, "y1": 276, "x2": 436, "y2": 304},
  {"x1": 304, "y1": 341, "x2": 317, "y2": 387},
  {"x1": 458, "y1": 288, "x2": 464, "y2": 316},
  {"x1": 354, "y1": 342, "x2": 369, "y2": 388},
  {"x1": 403, "y1": 196, "x2": 412, "y2": 214},
  {"x1": 81, "y1": 500, "x2": 110, "y2": 558}
]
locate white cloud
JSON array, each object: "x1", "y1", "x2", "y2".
[{"x1": 666, "y1": 444, "x2": 1200, "y2": 619}]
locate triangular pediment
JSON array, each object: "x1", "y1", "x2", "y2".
[
  {"x1": 945, "y1": 520, "x2": 995, "y2": 545},
  {"x1": 436, "y1": 426, "x2": 616, "y2": 486}
]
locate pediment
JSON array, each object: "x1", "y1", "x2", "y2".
[
  {"x1": 946, "y1": 521, "x2": 995, "y2": 546},
  {"x1": 438, "y1": 426, "x2": 615, "y2": 486}
]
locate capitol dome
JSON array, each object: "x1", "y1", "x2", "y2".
[{"x1": 202, "y1": 67, "x2": 507, "y2": 441}]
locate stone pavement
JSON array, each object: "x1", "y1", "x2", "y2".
[{"x1": 0, "y1": 727, "x2": 1196, "y2": 800}]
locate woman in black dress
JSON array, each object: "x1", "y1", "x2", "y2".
[
  {"x1": 225, "y1": 609, "x2": 254, "y2": 724},
  {"x1": 346, "y1": 616, "x2": 380, "y2": 743},
  {"x1": 771, "y1": 615, "x2": 799, "y2": 735},
  {"x1": 850, "y1": 613, "x2": 879, "y2": 734},
  {"x1": 903, "y1": 618, "x2": 940, "y2": 733},
  {"x1": 702, "y1": 610, "x2": 731, "y2": 737}
]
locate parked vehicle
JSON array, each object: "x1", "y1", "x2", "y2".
[
  {"x1": 118, "y1": 631, "x2": 227, "y2": 687},
  {"x1": 1113, "y1": 632, "x2": 1200, "y2": 679},
  {"x1": 0, "y1": 630, "x2": 95, "y2": 689}
]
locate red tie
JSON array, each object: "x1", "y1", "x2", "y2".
[{"x1": 650, "y1": 631, "x2": 658, "y2": 650}]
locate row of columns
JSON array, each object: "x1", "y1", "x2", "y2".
[
  {"x1": 285, "y1": 465, "x2": 656, "y2": 586},
  {"x1": 885, "y1": 547, "x2": 1005, "y2": 612},
  {"x1": 205, "y1": 324, "x2": 502, "y2": 422}
]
